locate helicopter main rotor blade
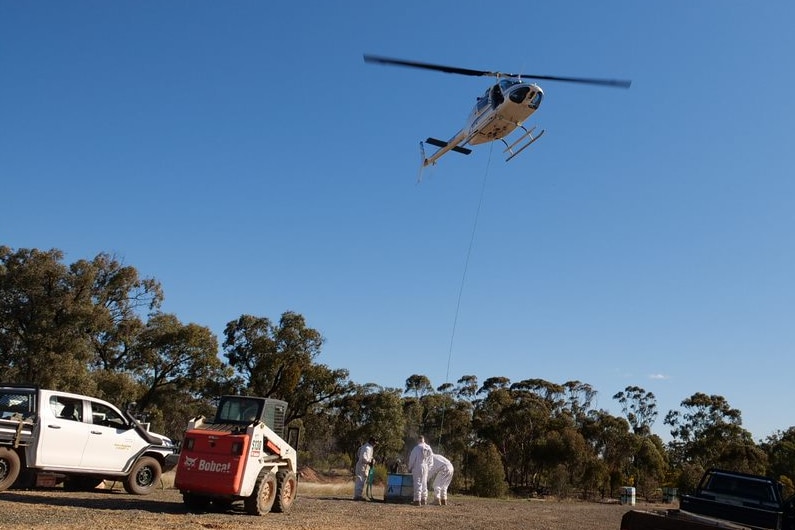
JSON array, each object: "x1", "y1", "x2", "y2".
[
  {"x1": 503, "y1": 73, "x2": 631, "y2": 89},
  {"x1": 363, "y1": 54, "x2": 631, "y2": 89},
  {"x1": 364, "y1": 54, "x2": 500, "y2": 78}
]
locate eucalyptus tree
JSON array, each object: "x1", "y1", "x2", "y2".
[
  {"x1": 665, "y1": 392, "x2": 765, "y2": 479},
  {"x1": 404, "y1": 374, "x2": 433, "y2": 398},
  {"x1": 613, "y1": 385, "x2": 658, "y2": 436},
  {"x1": 127, "y1": 312, "x2": 231, "y2": 436},
  {"x1": 454, "y1": 374, "x2": 479, "y2": 401},
  {"x1": 562, "y1": 380, "x2": 598, "y2": 426},
  {"x1": 402, "y1": 374, "x2": 435, "y2": 442},
  {"x1": 580, "y1": 410, "x2": 634, "y2": 495},
  {"x1": 762, "y1": 427, "x2": 795, "y2": 495},
  {"x1": 331, "y1": 384, "x2": 405, "y2": 468},
  {"x1": 0, "y1": 246, "x2": 162, "y2": 392},
  {"x1": 223, "y1": 311, "x2": 351, "y2": 424},
  {"x1": 611, "y1": 385, "x2": 665, "y2": 497},
  {"x1": 80, "y1": 252, "x2": 163, "y2": 371},
  {"x1": 0, "y1": 246, "x2": 92, "y2": 388},
  {"x1": 420, "y1": 384, "x2": 473, "y2": 471}
]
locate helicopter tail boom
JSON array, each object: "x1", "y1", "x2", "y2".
[{"x1": 420, "y1": 131, "x2": 472, "y2": 168}]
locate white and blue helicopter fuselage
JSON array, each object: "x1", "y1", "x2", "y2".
[{"x1": 422, "y1": 79, "x2": 545, "y2": 167}]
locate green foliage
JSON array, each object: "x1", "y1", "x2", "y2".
[
  {"x1": 222, "y1": 312, "x2": 351, "y2": 424},
  {"x1": 90, "y1": 369, "x2": 142, "y2": 405},
  {"x1": 579, "y1": 454, "x2": 610, "y2": 499},
  {"x1": 372, "y1": 463, "x2": 388, "y2": 485},
  {"x1": 404, "y1": 374, "x2": 433, "y2": 398},
  {"x1": 673, "y1": 463, "x2": 706, "y2": 494},
  {"x1": 6, "y1": 244, "x2": 795, "y2": 501},
  {"x1": 778, "y1": 475, "x2": 794, "y2": 499},
  {"x1": 664, "y1": 392, "x2": 764, "y2": 473},
  {"x1": 613, "y1": 385, "x2": 658, "y2": 436},
  {"x1": 331, "y1": 384, "x2": 405, "y2": 468},
  {"x1": 470, "y1": 443, "x2": 508, "y2": 498},
  {"x1": 633, "y1": 435, "x2": 668, "y2": 499},
  {"x1": 0, "y1": 246, "x2": 98, "y2": 389},
  {"x1": 763, "y1": 427, "x2": 795, "y2": 485}
]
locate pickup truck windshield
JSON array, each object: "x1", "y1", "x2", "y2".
[{"x1": 705, "y1": 473, "x2": 778, "y2": 504}]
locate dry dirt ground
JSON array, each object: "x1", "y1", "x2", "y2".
[{"x1": 0, "y1": 471, "x2": 673, "y2": 530}]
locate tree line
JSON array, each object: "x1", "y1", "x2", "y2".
[{"x1": 2, "y1": 245, "x2": 794, "y2": 499}]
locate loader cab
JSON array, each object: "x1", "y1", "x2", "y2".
[{"x1": 214, "y1": 396, "x2": 287, "y2": 437}]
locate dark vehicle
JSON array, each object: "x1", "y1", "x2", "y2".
[{"x1": 621, "y1": 468, "x2": 795, "y2": 530}]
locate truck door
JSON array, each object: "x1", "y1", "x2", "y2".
[
  {"x1": 35, "y1": 396, "x2": 90, "y2": 468},
  {"x1": 79, "y1": 400, "x2": 147, "y2": 471}
]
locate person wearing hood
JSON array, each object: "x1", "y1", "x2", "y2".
[
  {"x1": 408, "y1": 435, "x2": 434, "y2": 506},
  {"x1": 429, "y1": 453, "x2": 454, "y2": 505},
  {"x1": 354, "y1": 436, "x2": 377, "y2": 501}
]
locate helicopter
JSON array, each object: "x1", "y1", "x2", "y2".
[{"x1": 363, "y1": 54, "x2": 631, "y2": 168}]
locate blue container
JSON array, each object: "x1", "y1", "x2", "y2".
[{"x1": 384, "y1": 473, "x2": 413, "y2": 503}]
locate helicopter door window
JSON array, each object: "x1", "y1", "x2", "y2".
[
  {"x1": 491, "y1": 85, "x2": 504, "y2": 108},
  {"x1": 476, "y1": 87, "x2": 491, "y2": 113}
]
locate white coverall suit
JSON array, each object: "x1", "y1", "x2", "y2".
[
  {"x1": 408, "y1": 439, "x2": 434, "y2": 504},
  {"x1": 429, "y1": 453, "x2": 454, "y2": 504},
  {"x1": 354, "y1": 441, "x2": 374, "y2": 500}
]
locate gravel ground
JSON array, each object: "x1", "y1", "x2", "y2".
[{"x1": 0, "y1": 482, "x2": 672, "y2": 530}]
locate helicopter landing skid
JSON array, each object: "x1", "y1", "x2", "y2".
[{"x1": 503, "y1": 126, "x2": 545, "y2": 162}]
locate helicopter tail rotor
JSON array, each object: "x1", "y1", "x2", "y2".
[{"x1": 418, "y1": 141, "x2": 428, "y2": 182}]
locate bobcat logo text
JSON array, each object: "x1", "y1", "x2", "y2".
[{"x1": 182, "y1": 456, "x2": 232, "y2": 473}]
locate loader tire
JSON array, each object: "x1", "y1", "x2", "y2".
[
  {"x1": 182, "y1": 493, "x2": 211, "y2": 512},
  {"x1": 0, "y1": 447, "x2": 21, "y2": 492},
  {"x1": 123, "y1": 456, "x2": 161, "y2": 495},
  {"x1": 273, "y1": 469, "x2": 297, "y2": 513},
  {"x1": 211, "y1": 499, "x2": 233, "y2": 512},
  {"x1": 244, "y1": 470, "x2": 277, "y2": 515}
]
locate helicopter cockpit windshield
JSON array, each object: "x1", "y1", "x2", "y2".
[
  {"x1": 529, "y1": 90, "x2": 543, "y2": 109},
  {"x1": 499, "y1": 79, "x2": 519, "y2": 91}
]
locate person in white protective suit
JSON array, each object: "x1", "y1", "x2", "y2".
[
  {"x1": 408, "y1": 435, "x2": 434, "y2": 506},
  {"x1": 428, "y1": 453, "x2": 454, "y2": 505},
  {"x1": 353, "y1": 437, "x2": 377, "y2": 500}
]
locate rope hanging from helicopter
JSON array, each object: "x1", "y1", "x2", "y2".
[
  {"x1": 436, "y1": 141, "x2": 495, "y2": 448},
  {"x1": 361, "y1": 54, "x2": 631, "y2": 449}
]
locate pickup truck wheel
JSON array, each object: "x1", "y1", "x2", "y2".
[
  {"x1": 0, "y1": 447, "x2": 21, "y2": 492},
  {"x1": 12, "y1": 468, "x2": 36, "y2": 490},
  {"x1": 273, "y1": 470, "x2": 297, "y2": 513},
  {"x1": 123, "y1": 456, "x2": 161, "y2": 495},
  {"x1": 244, "y1": 470, "x2": 277, "y2": 515}
]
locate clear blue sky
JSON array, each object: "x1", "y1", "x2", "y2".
[{"x1": 3, "y1": 2, "x2": 794, "y2": 442}]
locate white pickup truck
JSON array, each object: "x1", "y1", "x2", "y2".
[{"x1": 0, "y1": 384, "x2": 178, "y2": 495}]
